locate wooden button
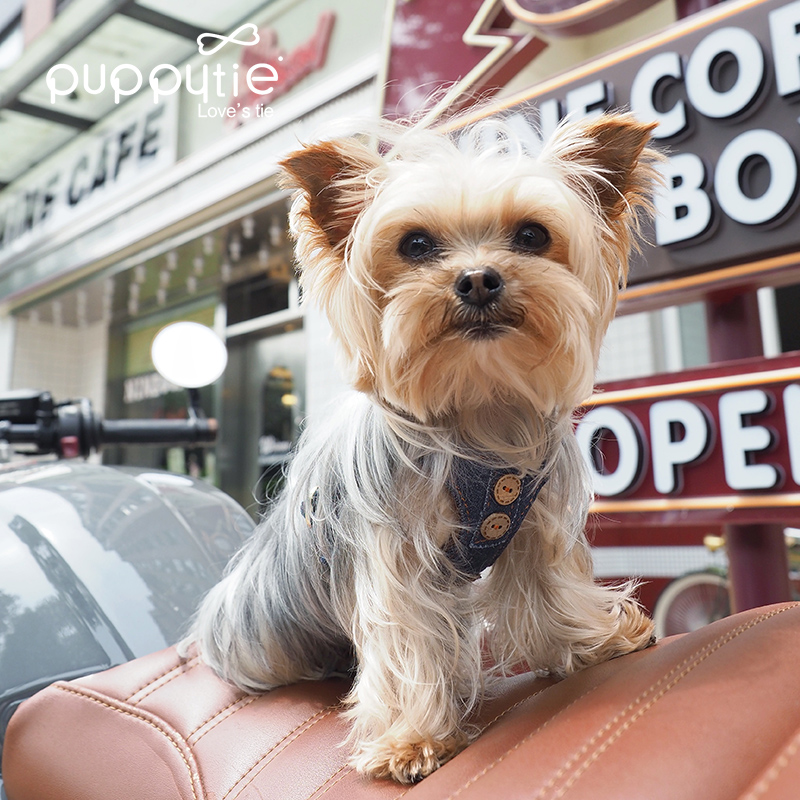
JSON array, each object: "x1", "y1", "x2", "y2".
[
  {"x1": 494, "y1": 474, "x2": 521, "y2": 505},
  {"x1": 480, "y1": 512, "x2": 511, "y2": 540}
]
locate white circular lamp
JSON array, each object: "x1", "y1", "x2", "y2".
[{"x1": 151, "y1": 321, "x2": 228, "y2": 389}]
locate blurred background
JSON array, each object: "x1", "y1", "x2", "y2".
[{"x1": 3, "y1": 0, "x2": 800, "y2": 621}]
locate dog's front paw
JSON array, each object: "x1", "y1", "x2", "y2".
[
  {"x1": 568, "y1": 597, "x2": 656, "y2": 672},
  {"x1": 351, "y1": 733, "x2": 468, "y2": 784},
  {"x1": 610, "y1": 596, "x2": 657, "y2": 654}
]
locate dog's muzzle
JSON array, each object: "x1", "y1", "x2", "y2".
[
  {"x1": 454, "y1": 268, "x2": 504, "y2": 308},
  {"x1": 451, "y1": 268, "x2": 527, "y2": 340}
]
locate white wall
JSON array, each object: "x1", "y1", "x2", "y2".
[
  {"x1": 11, "y1": 318, "x2": 109, "y2": 411},
  {"x1": 304, "y1": 306, "x2": 350, "y2": 424},
  {"x1": 597, "y1": 311, "x2": 658, "y2": 383},
  {"x1": 0, "y1": 313, "x2": 15, "y2": 392}
]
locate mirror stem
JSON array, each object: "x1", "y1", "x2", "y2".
[{"x1": 187, "y1": 388, "x2": 205, "y2": 420}]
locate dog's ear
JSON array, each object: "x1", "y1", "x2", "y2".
[
  {"x1": 279, "y1": 139, "x2": 384, "y2": 395},
  {"x1": 279, "y1": 138, "x2": 382, "y2": 251},
  {"x1": 545, "y1": 113, "x2": 659, "y2": 222}
]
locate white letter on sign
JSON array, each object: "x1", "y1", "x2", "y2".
[
  {"x1": 630, "y1": 51, "x2": 687, "y2": 140},
  {"x1": 575, "y1": 407, "x2": 643, "y2": 497},
  {"x1": 714, "y1": 130, "x2": 797, "y2": 225},
  {"x1": 565, "y1": 80, "x2": 611, "y2": 119},
  {"x1": 769, "y1": 0, "x2": 800, "y2": 97},
  {"x1": 719, "y1": 389, "x2": 779, "y2": 490},
  {"x1": 654, "y1": 153, "x2": 713, "y2": 246},
  {"x1": 784, "y1": 384, "x2": 800, "y2": 486},
  {"x1": 650, "y1": 399, "x2": 711, "y2": 494},
  {"x1": 686, "y1": 27, "x2": 764, "y2": 119}
]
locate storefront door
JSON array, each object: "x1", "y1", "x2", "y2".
[{"x1": 219, "y1": 326, "x2": 305, "y2": 513}]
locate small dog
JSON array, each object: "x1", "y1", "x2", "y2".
[{"x1": 186, "y1": 112, "x2": 660, "y2": 783}]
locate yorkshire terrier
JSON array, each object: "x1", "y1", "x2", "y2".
[{"x1": 186, "y1": 112, "x2": 661, "y2": 783}]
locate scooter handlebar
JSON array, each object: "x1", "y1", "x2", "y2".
[
  {"x1": 0, "y1": 392, "x2": 218, "y2": 458},
  {"x1": 100, "y1": 418, "x2": 217, "y2": 445}
]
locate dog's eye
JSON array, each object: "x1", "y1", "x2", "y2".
[
  {"x1": 513, "y1": 223, "x2": 550, "y2": 253},
  {"x1": 399, "y1": 231, "x2": 438, "y2": 260}
]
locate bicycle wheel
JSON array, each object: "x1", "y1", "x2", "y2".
[{"x1": 653, "y1": 571, "x2": 730, "y2": 638}]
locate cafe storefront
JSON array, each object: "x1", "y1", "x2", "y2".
[{"x1": 0, "y1": 0, "x2": 381, "y2": 509}]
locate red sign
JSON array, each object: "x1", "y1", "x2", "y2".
[
  {"x1": 234, "y1": 11, "x2": 335, "y2": 122},
  {"x1": 380, "y1": 0, "x2": 665, "y2": 122},
  {"x1": 576, "y1": 352, "x2": 800, "y2": 524},
  {"x1": 381, "y1": 0, "x2": 544, "y2": 121},
  {"x1": 503, "y1": 0, "x2": 664, "y2": 37}
]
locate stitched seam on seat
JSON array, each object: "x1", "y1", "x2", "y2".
[
  {"x1": 443, "y1": 681, "x2": 603, "y2": 800},
  {"x1": 477, "y1": 684, "x2": 553, "y2": 734},
  {"x1": 445, "y1": 605, "x2": 795, "y2": 800},
  {"x1": 188, "y1": 695, "x2": 256, "y2": 744},
  {"x1": 131, "y1": 662, "x2": 200, "y2": 706},
  {"x1": 188, "y1": 694, "x2": 251, "y2": 737},
  {"x1": 545, "y1": 605, "x2": 794, "y2": 800},
  {"x1": 430, "y1": 685, "x2": 556, "y2": 800},
  {"x1": 222, "y1": 704, "x2": 338, "y2": 800},
  {"x1": 304, "y1": 763, "x2": 350, "y2": 799},
  {"x1": 125, "y1": 656, "x2": 198, "y2": 701},
  {"x1": 126, "y1": 656, "x2": 200, "y2": 703},
  {"x1": 738, "y1": 727, "x2": 800, "y2": 798},
  {"x1": 381, "y1": 682, "x2": 553, "y2": 800},
  {"x1": 55, "y1": 684, "x2": 201, "y2": 800}
]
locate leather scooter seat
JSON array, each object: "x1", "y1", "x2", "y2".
[{"x1": 3, "y1": 602, "x2": 800, "y2": 800}]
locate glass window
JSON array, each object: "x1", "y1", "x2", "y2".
[
  {"x1": 11, "y1": 195, "x2": 300, "y2": 505},
  {"x1": 677, "y1": 303, "x2": 709, "y2": 369},
  {"x1": 220, "y1": 325, "x2": 305, "y2": 511},
  {"x1": 222, "y1": 207, "x2": 294, "y2": 325},
  {"x1": 597, "y1": 311, "x2": 659, "y2": 382},
  {"x1": 597, "y1": 301, "x2": 712, "y2": 384},
  {"x1": 104, "y1": 301, "x2": 219, "y2": 481},
  {"x1": 774, "y1": 284, "x2": 800, "y2": 352},
  {"x1": 0, "y1": 12, "x2": 22, "y2": 72}
]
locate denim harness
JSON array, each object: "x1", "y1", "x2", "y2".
[
  {"x1": 301, "y1": 458, "x2": 545, "y2": 577},
  {"x1": 444, "y1": 457, "x2": 546, "y2": 578}
]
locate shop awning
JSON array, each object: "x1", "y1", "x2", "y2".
[{"x1": 0, "y1": 0, "x2": 271, "y2": 189}]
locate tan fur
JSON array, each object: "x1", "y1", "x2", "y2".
[{"x1": 189, "y1": 113, "x2": 662, "y2": 784}]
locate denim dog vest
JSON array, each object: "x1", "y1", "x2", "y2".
[
  {"x1": 444, "y1": 457, "x2": 545, "y2": 578},
  {"x1": 301, "y1": 459, "x2": 545, "y2": 577}
]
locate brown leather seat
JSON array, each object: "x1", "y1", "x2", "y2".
[{"x1": 3, "y1": 602, "x2": 800, "y2": 800}]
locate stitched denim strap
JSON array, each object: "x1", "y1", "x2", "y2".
[{"x1": 445, "y1": 456, "x2": 545, "y2": 577}]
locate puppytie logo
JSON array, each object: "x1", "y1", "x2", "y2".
[
  {"x1": 47, "y1": 19, "x2": 275, "y2": 106},
  {"x1": 197, "y1": 23, "x2": 260, "y2": 56}
]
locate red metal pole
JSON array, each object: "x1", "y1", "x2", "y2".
[
  {"x1": 725, "y1": 525, "x2": 792, "y2": 613},
  {"x1": 705, "y1": 291, "x2": 792, "y2": 612},
  {"x1": 704, "y1": 291, "x2": 762, "y2": 361}
]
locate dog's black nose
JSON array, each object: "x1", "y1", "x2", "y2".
[{"x1": 454, "y1": 268, "x2": 504, "y2": 307}]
